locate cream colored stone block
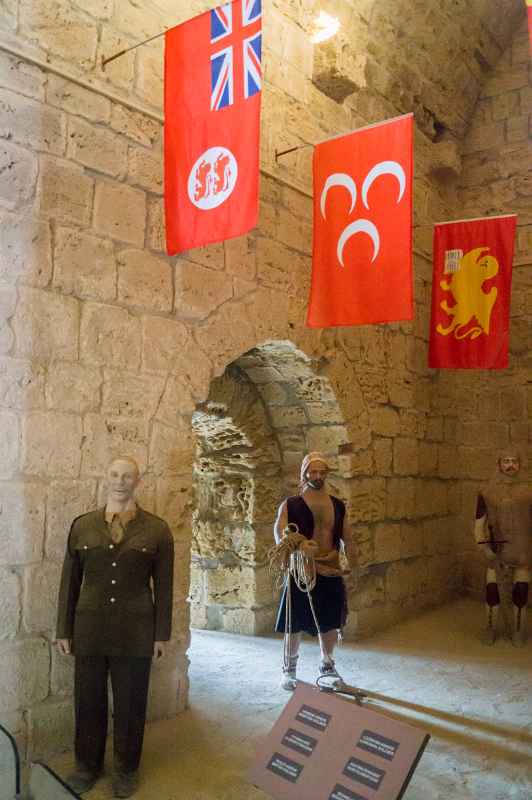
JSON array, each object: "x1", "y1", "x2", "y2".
[
  {"x1": 155, "y1": 374, "x2": 196, "y2": 421},
  {"x1": 36, "y1": 156, "x2": 94, "y2": 225},
  {"x1": 400, "y1": 522, "x2": 425, "y2": 559},
  {"x1": 149, "y1": 420, "x2": 194, "y2": 476},
  {"x1": 22, "y1": 411, "x2": 82, "y2": 477},
  {"x1": 0, "y1": 482, "x2": 46, "y2": 566},
  {"x1": 27, "y1": 700, "x2": 74, "y2": 760},
  {"x1": 53, "y1": 227, "x2": 116, "y2": 301},
  {"x1": 80, "y1": 302, "x2": 141, "y2": 368},
  {"x1": 0, "y1": 357, "x2": 46, "y2": 410},
  {"x1": 136, "y1": 42, "x2": 164, "y2": 109},
  {"x1": 93, "y1": 181, "x2": 146, "y2": 246},
  {"x1": 112, "y1": 0, "x2": 163, "y2": 39},
  {"x1": 23, "y1": 561, "x2": 62, "y2": 633},
  {"x1": 45, "y1": 479, "x2": 98, "y2": 562},
  {"x1": 369, "y1": 406, "x2": 400, "y2": 437},
  {"x1": 174, "y1": 260, "x2": 232, "y2": 319},
  {"x1": 147, "y1": 197, "x2": 165, "y2": 252},
  {"x1": 141, "y1": 316, "x2": 188, "y2": 374},
  {"x1": 46, "y1": 75, "x2": 111, "y2": 122},
  {"x1": 97, "y1": 28, "x2": 136, "y2": 91},
  {"x1": 306, "y1": 425, "x2": 349, "y2": 454},
  {"x1": 127, "y1": 145, "x2": 163, "y2": 193},
  {"x1": 372, "y1": 437, "x2": 392, "y2": 476},
  {"x1": 269, "y1": 406, "x2": 307, "y2": 428},
  {"x1": 81, "y1": 413, "x2": 149, "y2": 476},
  {"x1": 155, "y1": 476, "x2": 192, "y2": 534},
  {"x1": 46, "y1": 361, "x2": 102, "y2": 414},
  {"x1": 13, "y1": 288, "x2": 79, "y2": 361},
  {"x1": 67, "y1": 117, "x2": 127, "y2": 177},
  {"x1": 110, "y1": 104, "x2": 160, "y2": 147},
  {"x1": 373, "y1": 522, "x2": 402, "y2": 564},
  {"x1": 415, "y1": 479, "x2": 447, "y2": 518},
  {"x1": 0, "y1": 87, "x2": 65, "y2": 156},
  {"x1": 20, "y1": 0, "x2": 98, "y2": 69},
  {"x1": 393, "y1": 437, "x2": 419, "y2": 476},
  {"x1": 224, "y1": 236, "x2": 256, "y2": 280},
  {"x1": 117, "y1": 248, "x2": 172, "y2": 312},
  {"x1": 386, "y1": 477, "x2": 416, "y2": 519},
  {"x1": 0, "y1": 569, "x2": 20, "y2": 639},
  {"x1": 0, "y1": 140, "x2": 38, "y2": 211},
  {"x1": 0, "y1": 212, "x2": 52, "y2": 287},
  {"x1": 102, "y1": 369, "x2": 165, "y2": 418},
  {"x1": 0, "y1": 410, "x2": 19, "y2": 477},
  {"x1": 0, "y1": 50, "x2": 45, "y2": 100},
  {"x1": 0, "y1": 639, "x2": 50, "y2": 712},
  {"x1": 348, "y1": 477, "x2": 386, "y2": 523}
]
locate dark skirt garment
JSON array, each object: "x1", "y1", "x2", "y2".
[{"x1": 275, "y1": 574, "x2": 347, "y2": 637}]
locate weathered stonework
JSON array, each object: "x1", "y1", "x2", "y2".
[{"x1": 0, "y1": 0, "x2": 528, "y2": 764}]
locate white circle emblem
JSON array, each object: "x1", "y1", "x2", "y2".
[{"x1": 187, "y1": 146, "x2": 238, "y2": 210}]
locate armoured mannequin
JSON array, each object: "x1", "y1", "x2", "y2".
[{"x1": 474, "y1": 451, "x2": 532, "y2": 646}]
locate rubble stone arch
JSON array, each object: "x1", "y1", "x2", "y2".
[{"x1": 190, "y1": 340, "x2": 351, "y2": 636}]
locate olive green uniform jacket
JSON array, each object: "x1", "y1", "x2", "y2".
[{"x1": 56, "y1": 508, "x2": 174, "y2": 657}]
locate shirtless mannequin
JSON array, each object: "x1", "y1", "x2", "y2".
[
  {"x1": 274, "y1": 453, "x2": 352, "y2": 690},
  {"x1": 474, "y1": 451, "x2": 531, "y2": 647}
]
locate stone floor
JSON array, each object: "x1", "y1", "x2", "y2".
[{"x1": 51, "y1": 599, "x2": 532, "y2": 800}]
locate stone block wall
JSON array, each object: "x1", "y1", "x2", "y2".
[
  {"x1": 433, "y1": 18, "x2": 532, "y2": 602},
  {"x1": 0, "y1": 0, "x2": 528, "y2": 760}
]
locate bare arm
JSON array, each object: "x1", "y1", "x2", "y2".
[{"x1": 274, "y1": 500, "x2": 288, "y2": 544}]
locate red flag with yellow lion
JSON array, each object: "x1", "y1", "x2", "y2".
[{"x1": 429, "y1": 215, "x2": 517, "y2": 369}]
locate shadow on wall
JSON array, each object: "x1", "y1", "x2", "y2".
[{"x1": 190, "y1": 340, "x2": 350, "y2": 636}]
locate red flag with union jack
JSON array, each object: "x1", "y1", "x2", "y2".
[{"x1": 164, "y1": 0, "x2": 262, "y2": 255}]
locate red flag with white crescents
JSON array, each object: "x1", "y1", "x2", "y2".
[{"x1": 307, "y1": 113, "x2": 413, "y2": 327}]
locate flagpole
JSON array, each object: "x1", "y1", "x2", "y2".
[
  {"x1": 102, "y1": 29, "x2": 169, "y2": 68},
  {"x1": 275, "y1": 112, "x2": 413, "y2": 161}
]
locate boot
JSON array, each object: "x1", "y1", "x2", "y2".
[
  {"x1": 318, "y1": 658, "x2": 345, "y2": 689},
  {"x1": 65, "y1": 768, "x2": 101, "y2": 794},
  {"x1": 480, "y1": 604, "x2": 498, "y2": 645},
  {"x1": 113, "y1": 771, "x2": 139, "y2": 798}
]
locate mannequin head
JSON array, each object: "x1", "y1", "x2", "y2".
[
  {"x1": 300, "y1": 452, "x2": 329, "y2": 491},
  {"x1": 106, "y1": 457, "x2": 140, "y2": 506},
  {"x1": 498, "y1": 453, "x2": 520, "y2": 478}
]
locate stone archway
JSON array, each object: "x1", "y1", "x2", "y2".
[{"x1": 190, "y1": 340, "x2": 351, "y2": 636}]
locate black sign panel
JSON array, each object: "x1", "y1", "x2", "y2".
[
  {"x1": 295, "y1": 704, "x2": 331, "y2": 732},
  {"x1": 281, "y1": 728, "x2": 318, "y2": 758},
  {"x1": 329, "y1": 783, "x2": 368, "y2": 800},
  {"x1": 266, "y1": 752, "x2": 304, "y2": 784},
  {"x1": 357, "y1": 729, "x2": 399, "y2": 762},
  {"x1": 343, "y1": 756, "x2": 385, "y2": 791}
]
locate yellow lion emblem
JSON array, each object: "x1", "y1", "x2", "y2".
[{"x1": 436, "y1": 246, "x2": 499, "y2": 340}]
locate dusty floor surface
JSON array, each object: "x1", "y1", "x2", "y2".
[{"x1": 50, "y1": 599, "x2": 532, "y2": 800}]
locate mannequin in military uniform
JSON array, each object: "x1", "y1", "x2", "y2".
[
  {"x1": 474, "y1": 451, "x2": 532, "y2": 647},
  {"x1": 56, "y1": 457, "x2": 174, "y2": 797}
]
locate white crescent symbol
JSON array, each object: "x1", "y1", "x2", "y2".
[
  {"x1": 362, "y1": 161, "x2": 406, "y2": 209},
  {"x1": 337, "y1": 219, "x2": 380, "y2": 267},
  {"x1": 320, "y1": 173, "x2": 357, "y2": 219}
]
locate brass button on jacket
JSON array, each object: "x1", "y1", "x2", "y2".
[{"x1": 56, "y1": 507, "x2": 174, "y2": 657}]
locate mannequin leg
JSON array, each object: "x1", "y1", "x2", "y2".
[
  {"x1": 281, "y1": 632, "x2": 301, "y2": 691},
  {"x1": 482, "y1": 567, "x2": 500, "y2": 645},
  {"x1": 511, "y1": 567, "x2": 530, "y2": 647}
]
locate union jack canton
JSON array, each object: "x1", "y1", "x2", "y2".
[{"x1": 210, "y1": 0, "x2": 262, "y2": 111}]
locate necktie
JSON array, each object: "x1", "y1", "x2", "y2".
[{"x1": 109, "y1": 514, "x2": 125, "y2": 544}]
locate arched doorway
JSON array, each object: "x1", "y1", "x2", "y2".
[{"x1": 190, "y1": 340, "x2": 351, "y2": 635}]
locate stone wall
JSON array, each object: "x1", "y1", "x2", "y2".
[
  {"x1": 0, "y1": 0, "x2": 527, "y2": 760},
  {"x1": 433, "y1": 18, "x2": 532, "y2": 602}
]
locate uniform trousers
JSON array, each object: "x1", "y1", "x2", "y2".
[{"x1": 74, "y1": 655, "x2": 151, "y2": 776}]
